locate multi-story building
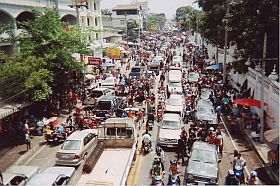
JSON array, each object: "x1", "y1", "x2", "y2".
[{"x1": 0, "y1": 0, "x2": 103, "y2": 55}]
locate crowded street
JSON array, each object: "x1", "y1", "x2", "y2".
[{"x1": 0, "y1": 0, "x2": 279, "y2": 186}]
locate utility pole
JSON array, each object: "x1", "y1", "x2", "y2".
[
  {"x1": 216, "y1": 26, "x2": 220, "y2": 64},
  {"x1": 223, "y1": 1, "x2": 229, "y2": 84},
  {"x1": 54, "y1": 0, "x2": 58, "y2": 10},
  {"x1": 260, "y1": 32, "x2": 267, "y2": 143}
]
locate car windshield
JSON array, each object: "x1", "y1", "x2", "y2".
[
  {"x1": 191, "y1": 148, "x2": 217, "y2": 164},
  {"x1": 189, "y1": 73, "x2": 198, "y2": 79},
  {"x1": 167, "y1": 98, "x2": 182, "y2": 106},
  {"x1": 61, "y1": 140, "x2": 81, "y2": 150},
  {"x1": 98, "y1": 101, "x2": 111, "y2": 110},
  {"x1": 103, "y1": 78, "x2": 114, "y2": 84},
  {"x1": 131, "y1": 68, "x2": 140, "y2": 72},
  {"x1": 162, "y1": 120, "x2": 180, "y2": 129},
  {"x1": 169, "y1": 82, "x2": 181, "y2": 87},
  {"x1": 91, "y1": 91, "x2": 103, "y2": 98}
]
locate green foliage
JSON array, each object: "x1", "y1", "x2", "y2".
[
  {"x1": 198, "y1": 0, "x2": 279, "y2": 60},
  {"x1": 175, "y1": 6, "x2": 203, "y2": 33},
  {"x1": 0, "y1": 8, "x2": 89, "y2": 102},
  {"x1": 146, "y1": 13, "x2": 166, "y2": 30}
]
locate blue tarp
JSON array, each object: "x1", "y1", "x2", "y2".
[{"x1": 206, "y1": 64, "x2": 222, "y2": 70}]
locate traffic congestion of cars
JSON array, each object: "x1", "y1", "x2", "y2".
[{"x1": 1, "y1": 27, "x2": 265, "y2": 186}]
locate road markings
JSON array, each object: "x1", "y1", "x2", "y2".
[
  {"x1": 23, "y1": 145, "x2": 46, "y2": 165},
  {"x1": 132, "y1": 152, "x2": 144, "y2": 186},
  {"x1": 221, "y1": 117, "x2": 250, "y2": 176}
]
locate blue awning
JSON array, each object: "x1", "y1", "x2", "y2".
[{"x1": 206, "y1": 64, "x2": 222, "y2": 70}]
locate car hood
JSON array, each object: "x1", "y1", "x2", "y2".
[
  {"x1": 168, "y1": 86, "x2": 182, "y2": 93},
  {"x1": 187, "y1": 160, "x2": 218, "y2": 178},
  {"x1": 165, "y1": 105, "x2": 183, "y2": 113},
  {"x1": 159, "y1": 128, "x2": 181, "y2": 139}
]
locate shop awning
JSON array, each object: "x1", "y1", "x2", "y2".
[{"x1": 233, "y1": 98, "x2": 268, "y2": 107}]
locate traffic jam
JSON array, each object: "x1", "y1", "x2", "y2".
[{"x1": 1, "y1": 31, "x2": 270, "y2": 186}]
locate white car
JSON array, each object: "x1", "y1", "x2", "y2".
[
  {"x1": 188, "y1": 72, "x2": 199, "y2": 83},
  {"x1": 168, "y1": 81, "x2": 183, "y2": 94},
  {"x1": 165, "y1": 94, "x2": 185, "y2": 118},
  {"x1": 101, "y1": 77, "x2": 117, "y2": 90},
  {"x1": 158, "y1": 113, "x2": 183, "y2": 147},
  {"x1": 153, "y1": 55, "x2": 164, "y2": 62},
  {"x1": 195, "y1": 105, "x2": 218, "y2": 125}
]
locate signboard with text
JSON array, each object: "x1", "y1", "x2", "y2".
[{"x1": 88, "y1": 57, "x2": 101, "y2": 66}]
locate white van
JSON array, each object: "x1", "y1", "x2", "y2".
[{"x1": 158, "y1": 113, "x2": 182, "y2": 147}]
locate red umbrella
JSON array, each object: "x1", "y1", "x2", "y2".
[{"x1": 233, "y1": 98, "x2": 268, "y2": 107}]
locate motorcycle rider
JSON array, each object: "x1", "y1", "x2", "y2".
[
  {"x1": 232, "y1": 153, "x2": 246, "y2": 183},
  {"x1": 168, "y1": 160, "x2": 180, "y2": 185},
  {"x1": 152, "y1": 157, "x2": 163, "y2": 183},
  {"x1": 225, "y1": 170, "x2": 240, "y2": 185},
  {"x1": 142, "y1": 129, "x2": 152, "y2": 151},
  {"x1": 246, "y1": 171, "x2": 260, "y2": 185},
  {"x1": 155, "y1": 144, "x2": 165, "y2": 174}
]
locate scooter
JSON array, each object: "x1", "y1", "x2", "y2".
[
  {"x1": 152, "y1": 175, "x2": 164, "y2": 186},
  {"x1": 234, "y1": 165, "x2": 245, "y2": 184},
  {"x1": 148, "y1": 119, "x2": 154, "y2": 130},
  {"x1": 168, "y1": 173, "x2": 180, "y2": 186}
]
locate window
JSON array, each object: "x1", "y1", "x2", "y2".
[
  {"x1": 120, "y1": 20, "x2": 125, "y2": 25},
  {"x1": 94, "y1": 3, "x2": 97, "y2": 10},
  {"x1": 87, "y1": 18, "x2": 90, "y2": 26},
  {"x1": 107, "y1": 128, "x2": 116, "y2": 136},
  {"x1": 83, "y1": 137, "x2": 90, "y2": 146},
  {"x1": 95, "y1": 18, "x2": 98, "y2": 26},
  {"x1": 96, "y1": 33, "x2": 99, "y2": 39}
]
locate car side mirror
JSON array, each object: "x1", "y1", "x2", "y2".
[{"x1": 218, "y1": 159, "x2": 221, "y2": 163}]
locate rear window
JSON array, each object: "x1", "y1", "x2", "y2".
[
  {"x1": 162, "y1": 120, "x2": 180, "y2": 129},
  {"x1": 91, "y1": 90, "x2": 103, "y2": 98},
  {"x1": 131, "y1": 68, "x2": 140, "y2": 72},
  {"x1": 62, "y1": 140, "x2": 81, "y2": 150},
  {"x1": 191, "y1": 148, "x2": 217, "y2": 164},
  {"x1": 98, "y1": 101, "x2": 112, "y2": 110}
]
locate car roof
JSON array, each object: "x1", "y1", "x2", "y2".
[
  {"x1": 163, "y1": 113, "x2": 181, "y2": 121},
  {"x1": 192, "y1": 141, "x2": 216, "y2": 151},
  {"x1": 67, "y1": 129, "x2": 98, "y2": 140},
  {"x1": 93, "y1": 87, "x2": 109, "y2": 91},
  {"x1": 5, "y1": 166, "x2": 39, "y2": 178},
  {"x1": 103, "y1": 118, "x2": 134, "y2": 128},
  {"x1": 98, "y1": 95, "x2": 116, "y2": 101},
  {"x1": 44, "y1": 167, "x2": 75, "y2": 178},
  {"x1": 169, "y1": 94, "x2": 183, "y2": 100},
  {"x1": 26, "y1": 173, "x2": 62, "y2": 186}
]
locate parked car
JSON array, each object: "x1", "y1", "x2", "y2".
[
  {"x1": 55, "y1": 129, "x2": 98, "y2": 167},
  {"x1": 26, "y1": 171, "x2": 72, "y2": 186},
  {"x1": 185, "y1": 141, "x2": 219, "y2": 185},
  {"x1": 158, "y1": 113, "x2": 182, "y2": 147},
  {"x1": 2, "y1": 166, "x2": 39, "y2": 186}
]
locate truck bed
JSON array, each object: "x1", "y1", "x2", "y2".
[{"x1": 77, "y1": 148, "x2": 132, "y2": 186}]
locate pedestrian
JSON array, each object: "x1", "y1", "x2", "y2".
[
  {"x1": 215, "y1": 130, "x2": 223, "y2": 157},
  {"x1": 25, "y1": 132, "x2": 31, "y2": 151},
  {"x1": 177, "y1": 136, "x2": 186, "y2": 164}
]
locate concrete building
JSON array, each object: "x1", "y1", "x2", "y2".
[{"x1": 0, "y1": 0, "x2": 103, "y2": 55}]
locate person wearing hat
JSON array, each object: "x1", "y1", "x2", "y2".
[
  {"x1": 246, "y1": 171, "x2": 260, "y2": 185},
  {"x1": 226, "y1": 170, "x2": 240, "y2": 185}
]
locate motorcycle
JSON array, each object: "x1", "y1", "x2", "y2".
[
  {"x1": 152, "y1": 175, "x2": 164, "y2": 186},
  {"x1": 143, "y1": 140, "x2": 151, "y2": 154},
  {"x1": 234, "y1": 165, "x2": 245, "y2": 184},
  {"x1": 148, "y1": 119, "x2": 154, "y2": 130},
  {"x1": 168, "y1": 173, "x2": 180, "y2": 186}
]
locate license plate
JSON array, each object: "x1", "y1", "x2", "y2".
[{"x1": 61, "y1": 154, "x2": 70, "y2": 159}]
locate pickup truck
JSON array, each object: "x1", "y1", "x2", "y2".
[{"x1": 76, "y1": 118, "x2": 137, "y2": 186}]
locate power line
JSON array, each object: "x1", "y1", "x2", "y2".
[{"x1": 0, "y1": 90, "x2": 28, "y2": 106}]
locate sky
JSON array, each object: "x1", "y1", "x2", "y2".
[{"x1": 100, "y1": 0, "x2": 200, "y2": 19}]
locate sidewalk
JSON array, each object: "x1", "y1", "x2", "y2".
[
  {"x1": 223, "y1": 116, "x2": 279, "y2": 184},
  {"x1": 0, "y1": 109, "x2": 71, "y2": 171}
]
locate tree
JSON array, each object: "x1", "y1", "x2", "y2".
[
  {"x1": 198, "y1": 0, "x2": 279, "y2": 74},
  {"x1": 146, "y1": 13, "x2": 166, "y2": 30},
  {"x1": 0, "y1": 8, "x2": 90, "y2": 102}
]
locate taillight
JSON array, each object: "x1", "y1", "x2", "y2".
[{"x1": 74, "y1": 155, "x2": 80, "y2": 159}]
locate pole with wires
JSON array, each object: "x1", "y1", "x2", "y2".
[{"x1": 223, "y1": 0, "x2": 229, "y2": 84}]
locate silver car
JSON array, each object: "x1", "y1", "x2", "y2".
[
  {"x1": 55, "y1": 129, "x2": 97, "y2": 167},
  {"x1": 185, "y1": 141, "x2": 219, "y2": 185}
]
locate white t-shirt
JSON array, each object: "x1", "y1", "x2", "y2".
[{"x1": 234, "y1": 157, "x2": 246, "y2": 169}]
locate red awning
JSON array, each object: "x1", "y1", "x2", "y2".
[{"x1": 233, "y1": 98, "x2": 268, "y2": 107}]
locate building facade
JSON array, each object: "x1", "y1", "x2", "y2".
[{"x1": 0, "y1": 0, "x2": 103, "y2": 55}]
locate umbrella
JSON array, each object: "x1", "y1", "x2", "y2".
[
  {"x1": 206, "y1": 64, "x2": 222, "y2": 70},
  {"x1": 264, "y1": 129, "x2": 279, "y2": 150},
  {"x1": 233, "y1": 98, "x2": 268, "y2": 107}
]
